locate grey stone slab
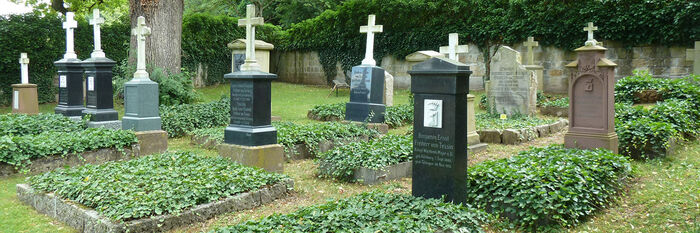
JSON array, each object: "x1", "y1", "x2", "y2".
[
  {"x1": 478, "y1": 130, "x2": 502, "y2": 144},
  {"x1": 501, "y1": 129, "x2": 522, "y2": 145},
  {"x1": 353, "y1": 161, "x2": 412, "y2": 185},
  {"x1": 87, "y1": 120, "x2": 122, "y2": 130}
]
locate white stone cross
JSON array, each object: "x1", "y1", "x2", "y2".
[
  {"x1": 19, "y1": 53, "x2": 29, "y2": 84},
  {"x1": 439, "y1": 33, "x2": 469, "y2": 62},
  {"x1": 62, "y1": 12, "x2": 78, "y2": 59},
  {"x1": 583, "y1": 22, "x2": 598, "y2": 46},
  {"x1": 132, "y1": 16, "x2": 151, "y2": 79},
  {"x1": 687, "y1": 41, "x2": 700, "y2": 75},
  {"x1": 90, "y1": 9, "x2": 106, "y2": 58},
  {"x1": 237, "y1": 4, "x2": 264, "y2": 71},
  {"x1": 523, "y1": 36, "x2": 539, "y2": 65},
  {"x1": 360, "y1": 14, "x2": 383, "y2": 66}
]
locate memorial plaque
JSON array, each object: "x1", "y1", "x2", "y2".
[
  {"x1": 487, "y1": 46, "x2": 537, "y2": 116},
  {"x1": 423, "y1": 99, "x2": 442, "y2": 128},
  {"x1": 223, "y1": 72, "x2": 277, "y2": 146},
  {"x1": 87, "y1": 76, "x2": 94, "y2": 91},
  {"x1": 13, "y1": 91, "x2": 19, "y2": 109},
  {"x1": 59, "y1": 75, "x2": 67, "y2": 87},
  {"x1": 230, "y1": 80, "x2": 254, "y2": 125}
]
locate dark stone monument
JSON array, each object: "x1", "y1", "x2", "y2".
[
  {"x1": 82, "y1": 57, "x2": 119, "y2": 128},
  {"x1": 345, "y1": 65, "x2": 386, "y2": 123},
  {"x1": 409, "y1": 57, "x2": 470, "y2": 204},
  {"x1": 223, "y1": 71, "x2": 277, "y2": 146},
  {"x1": 54, "y1": 59, "x2": 84, "y2": 117}
]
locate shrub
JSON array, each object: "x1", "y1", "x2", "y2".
[
  {"x1": 466, "y1": 145, "x2": 631, "y2": 231},
  {"x1": 615, "y1": 72, "x2": 700, "y2": 105},
  {"x1": 540, "y1": 97, "x2": 569, "y2": 108},
  {"x1": 648, "y1": 99, "x2": 700, "y2": 139},
  {"x1": 309, "y1": 103, "x2": 414, "y2": 127},
  {"x1": 475, "y1": 113, "x2": 557, "y2": 130},
  {"x1": 112, "y1": 63, "x2": 200, "y2": 106},
  {"x1": 616, "y1": 118, "x2": 679, "y2": 159},
  {"x1": 318, "y1": 135, "x2": 412, "y2": 181},
  {"x1": 308, "y1": 102, "x2": 345, "y2": 121},
  {"x1": 0, "y1": 113, "x2": 86, "y2": 136},
  {"x1": 28, "y1": 152, "x2": 288, "y2": 221},
  {"x1": 214, "y1": 191, "x2": 490, "y2": 233},
  {"x1": 0, "y1": 128, "x2": 137, "y2": 170},
  {"x1": 160, "y1": 97, "x2": 230, "y2": 137}
]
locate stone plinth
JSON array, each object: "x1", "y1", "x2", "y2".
[
  {"x1": 82, "y1": 57, "x2": 119, "y2": 128},
  {"x1": 345, "y1": 65, "x2": 386, "y2": 123},
  {"x1": 564, "y1": 44, "x2": 618, "y2": 153},
  {"x1": 223, "y1": 71, "x2": 277, "y2": 146},
  {"x1": 487, "y1": 46, "x2": 537, "y2": 116},
  {"x1": 135, "y1": 130, "x2": 168, "y2": 156},
  {"x1": 467, "y1": 94, "x2": 487, "y2": 153},
  {"x1": 524, "y1": 65, "x2": 544, "y2": 92},
  {"x1": 217, "y1": 143, "x2": 284, "y2": 173},
  {"x1": 228, "y1": 39, "x2": 274, "y2": 73},
  {"x1": 122, "y1": 77, "x2": 161, "y2": 131},
  {"x1": 54, "y1": 58, "x2": 84, "y2": 117},
  {"x1": 11, "y1": 84, "x2": 39, "y2": 114}
]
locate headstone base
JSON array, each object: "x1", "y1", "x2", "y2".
[
  {"x1": 82, "y1": 109, "x2": 118, "y2": 122},
  {"x1": 564, "y1": 131, "x2": 619, "y2": 154},
  {"x1": 467, "y1": 132, "x2": 480, "y2": 145},
  {"x1": 11, "y1": 84, "x2": 39, "y2": 115},
  {"x1": 217, "y1": 143, "x2": 284, "y2": 173},
  {"x1": 468, "y1": 143, "x2": 488, "y2": 154},
  {"x1": 122, "y1": 116, "x2": 162, "y2": 132},
  {"x1": 68, "y1": 116, "x2": 82, "y2": 121},
  {"x1": 55, "y1": 105, "x2": 85, "y2": 117},
  {"x1": 135, "y1": 130, "x2": 168, "y2": 156},
  {"x1": 342, "y1": 121, "x2": 389, "y2": 134},
  {"x1": 87, "y1": 120, "x2": 122, "y2": 130},
  {"x1": 345, "y1": 102, "x2": 386, "y2": 123},
  {"x1": 224, "y1": 125, "x2": 277, "y2": 146},
  {"x1": 122, "y1": 79, "x2": 161, "y2": 132}
]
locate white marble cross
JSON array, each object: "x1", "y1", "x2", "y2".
[
  {"x1": 360, "y1": 14, "x2": 383, "y2": 66},
  {"x1": 132, "y1": 16, "x2": 151, "y2": 79},
  {"x1": 90, "y1": 9, "x2": 106, "y2": 58},
  {"x1": 62, "y1": 12, "x2": 78, "y2": 59},
  {"x1": 19, "y1": 53, "x2": 29, "y2": 84},
  {"x1": 237, "y1": 4, "x2": 264, "y2": 71},
  {"x1": 439, "y1": 33, "x2": 469, "y2": 62},
  {"x1": 583, "y1": 22, "x2": 598, "y2": 46},
  {"x1": 523, "y1": 36, "x2": 539, "y2": 65},
  {"x1": 687, "y1": 41, "x2": 700, "y2": 75}
]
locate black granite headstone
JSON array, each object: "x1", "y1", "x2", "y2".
[
  {"x1": 408, "y1": 57, "x2": 471, "y2": 204},
  {"x1": 223, "y1": 70, "x2": 277, "y2": 146},
  {"x1": 81, "y1": 57, "x2": 118, "y2": 122},
  {"x1": 345, "y1": 65, "x2": 385, "y2": 123},
  {"x1": 54, "y1": 58, "x2": 84, "y2": 117}
]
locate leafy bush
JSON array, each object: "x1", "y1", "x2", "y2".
[
  {"x1": 214, "y1": 191, "x2": 490, "y2": 233},
  {"x1": 112, "y1": 62, "x2": 200, "y2": 106},
  {"x1": 540, "y1": 97, "x2": 569, "y2": 108},
  {"x1": 475, "y1": 113, "x2": 557, "y2": 130},
  {"x1": 616, "y1": 118, "x2": 678, "y2": 159},
  {"x1": 648, "y1": 99, "x2": 700, "y2": 139},
  {"x1": 28, "y1": 151, "x2": 288, "y2": 221},
  {"x1": 309, "y1": 103, "x2": 414, "y2": 127},
  {"x1": 615, "y1": 72, "x2": 700, "y2": 105},
  {"x1": 466, "y1": 145, "x2": 631, "y2": 231},
  {"x1": 308, "y1": 102, "x2": 345, "y2": 121},
  {"x1": 318, "y1": 135, "x2": 412, "y2": 181},
  {"x1": 0, "y1": 113, "x2": 86, "y2": 136},
  {"x1": 0, "y1": 128, "x2": 137, "y2": 170},
  {"x1": 160, "y1": 97, "x2": 230, "y2": 137}
]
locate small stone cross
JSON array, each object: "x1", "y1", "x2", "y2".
[
  {"x1": 439, "y1": 33, "x2": 469, "y2": 62},
  {"x1": 132, "y1": 16, "x2": 151, "y2": 79},
  {"x1": 238, "y1": 4, "x2": 264, "y2": 71},
  {"x1": 360, "y1": 14, "x2": 383, "y2": 66},
  {"x1": 90, "y1": 9, "x2": 106, "y2": 58},
  {"x1": 62, "y1": 12, "x2": 78, "y2": 59},
  {"x1": 523, "y1": 36, "x2": 539, "y2": 65},
  {"x1": 19, "y1": 53, "x2": 29, "y2": 84},
  {"x1": 686, "y1": 41, "x2": 700, "y2": 75},
  {"x1": 583, "y1": 22, "x2": 598, "y2": 46}
]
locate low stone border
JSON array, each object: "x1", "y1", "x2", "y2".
[
  {"x1": 539, "y1": 106, "x2": 568, "y2": 117},
  {"x1": 353, "y1": 161, "x2": 412, "y2": 185},
  {"x1": 192, "y1": 135, "x2": 369, "y2": 160},
  {"x1": 0, "y1": 145, "x2": 139, "y2": 177},
  {"x1": 478, "y1": 119, "x2": 569, "y2": 145},
  {"x1": 17, "y1": 179, "x2": 294, "y2": 233}
]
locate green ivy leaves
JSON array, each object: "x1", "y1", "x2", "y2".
[{"x1": 317, "y1": 135, "x2": 412, "y2": 182}]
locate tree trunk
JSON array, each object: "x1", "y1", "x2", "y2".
[{"x1": 129, "y1": 0, "x2": 183, "y2": 75}]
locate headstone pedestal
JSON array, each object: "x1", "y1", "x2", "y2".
[
  {"x1": 82, "y1": 57, "x2": 120, "y2": 129},
  {"x1": 345, "y1": 65, "x2": 386, "y2": 123},
  {"x1": 54, "y1": 58, "x2": 85, "y2": 117},
  {"x1": 12, "y1": 84, "x2": 39, "y2": 114},
  {"x1": 467, "y1": 94, "x2": 487, "y2": 153}
]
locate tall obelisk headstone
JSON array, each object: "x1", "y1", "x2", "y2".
[
  {"x1": 523, "y1": 36, "x2": 544, "y2": 92},
  {"x1": 122, "y1": 16, "x2": 161, "y2": 131},
  {"x1": 12, "y1": 53, "x2": 39, "y2": 114},
  {"x1": 409, "y1": 57, "x2": 471, "y2": 204},
  {"x1": 82, "y1": 9, "x2": 120, "y2": 129},
  {"x1": 54, "y1": 12, "x2": 84, "y2": 118},
  {"x1": 345, "y1": 14, "x2": 386, "y2": 124},
  {"x1": 217, "y1": 4, "x2": 284, "y2": 173},
  {"x1": 564, "y1": 22, "x2": 618, "y2": 153},
  {"x1": 686, "y1": 41, "x2": 699, "y2": 75}
]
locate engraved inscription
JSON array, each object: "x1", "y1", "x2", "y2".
[
  {"x1": 573, "y1": 75, "x2": 605, "y2": 129},
  {"x1": 414, "y1": 132, "x2": 454, "y2": 169},
  {"x1": 87, "y1": 76, "x2": 94, "y2": 91},
  {"x1": 423, "y1": 99, "x2": 442, "y2": 128},
  {"x1": 59, "y1": 75, "x2": 67, "y2": 88},
  {"x1": 13, "y1": 91, "x2": 18, "y2": 109},
  {"x1": 349, "y1": 68, "x2": 372, "y2": 102},
  {"x1": 230, "y1": 81, "x2": 254, "y2": 125},
  {"x1": 585, "y1": 79, "x2": 593, "y2": 92}
]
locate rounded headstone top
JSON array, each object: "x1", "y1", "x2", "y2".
[{"x1": 228, "y1": 39, "x2": 274, "y2": 50}]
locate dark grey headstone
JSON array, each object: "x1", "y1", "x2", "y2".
[
  {"x1": 223, "y1": 70, "x2": 277, "y2": 146},
  {"x1": 345, "y1": 65, "x2": 385, "y2": 123},
  {"x1": 54, "y1": 58, "x2": 85, "y2": 116},
  {"x1": 81, "y1": 57, "x2": 118, "y2": 122},
  {"x1": 122, "y1": 78, "x2": 161, "y2": 131}
]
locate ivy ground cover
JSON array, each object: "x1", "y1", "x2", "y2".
[
  {"x1": 317, "y1": 135, "x2": 412, "y2": 181},
  {"x1": 0, "y1": 113, "x2": 86, "y2": 136},
  {"x1": 28, "y1": 152, "x2": 288, "y2": 221}
]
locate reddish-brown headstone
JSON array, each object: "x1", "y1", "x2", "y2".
[{"x1": 11, "y1": 84, "x2": 39, "y2": 115}]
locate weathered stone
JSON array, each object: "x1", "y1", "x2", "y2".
[
  {"x1": 487, "y1": 46, "x2": 537, "y2": 116},
  {"x1": 384, "y1": 71, "x2": 394, "y2": 106},
  {"x1": 501, "y1": 129, "x2": 522, "y2": 145},
  {"x1": 352, "y1": 161, "x2": 412, "y2": 185},
  {"x1": 478, "y1": 129, "x2": 502, "y2": 144},
  {"x1": 536, "y1": 125, "x2": 551, "y2": 137},
  {"x1": 217, "y1": 143, "x2": 284, "y2": 173},
  {"x1": 136, "y1": 130, "x2": 168, "y2": 156}
]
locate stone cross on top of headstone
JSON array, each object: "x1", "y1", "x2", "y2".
[
  {"x1": 523, "y1": 36, "x2": 539, "y2": 65},
  {"x1": 686, "y1": 41, "x2": 699, "y2": 75},
  {"x1": 132, "y1": 16, "x2": 151, "y2": 79},
  {"x1": 583, "y1": 22, "x2": 598, "y2": 46},
  {"x1": 19, "y1": 53, "x2": 29, "y2": 84},
  {"x1": 439, "y1": 33, "x2": 468, "y2": 62},
  {"x1": 360, "y1": 14, "x2": 383, "y2": 66},
  {"x1": 90, "y1": 9, "x2": 106, "y2": 58},
  {"x1": 238, "y1": 4, "x2": 264, "y2": 71},
  {"x1": 62, "y1": 12, "x2": 78, "y2": 59}
]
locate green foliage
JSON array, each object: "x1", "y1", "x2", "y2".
[
  {"x1": 0, "y1": 128, "x2": 137, "y2": 170},
  {"x1": 28, "y1": 151, "x2": 288, "y2": 221},
  {"x1": 540, "y1": 97, "x2": 569, "y2": 108},
  {"x1": 150, "y1": 68, "x2": 200, "y2": 106},
  {"x1": 214, "y1": 191, "x2": 490, "y2": 233},
  {"x1": 317, "y1": 135, "x2": 412, "y2": 182},
  {"x1": 615, "y1": 71, "x2": 700, "y2": 105},
  {"x1": 475, "y1": 113, "x2": 556, "y2": 130},
  {"x1": 309, "y1": 103, "x2": 414, "y2": 127},
  {"x1": 160, "y1": 97, "x2": 231, "y2": 138},
  {"x1": 616, "y1": 117, "x2": 678, "y2": 160},
  {"x1": 466, "y1": 145, "x2": 631, "y2": 231},
  {"x1": 478, "y1": 94, "x2": 488, "y2": 110},
  {"x1": 0, "y1": 113, "x2": 86, "y2": 136},
  {"x1": 308, "y1": 102, "x2": 345, "y2": 120}
]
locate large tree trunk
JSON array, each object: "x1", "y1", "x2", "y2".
[{"x1": 129, "y1": 0, "x2": 183, "y2": 75}]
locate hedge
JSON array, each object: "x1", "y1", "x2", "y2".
[
  {"x1": 465, "y1": 145, "x2": 631, "y2": 231},
  {"x1": 160, "y1": 97, "x2": 231, "y2": 138},
  {"x1": 0, "y1": 113, "x2": 86, "y2": 136},
  {"x1": 28, "y1": 151, "x2": 288, "y2": 221},
  {"x1": 317, "y1": 135, "x2": 412, "y2": 181}
]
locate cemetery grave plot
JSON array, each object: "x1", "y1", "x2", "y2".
[
  {"x1": 475, "y1": 113, "x2": 566, "y2": 145},
  {"x1": 307, "y1": 102, "x2": 413, "y2": 128},
  {"x1": 539, "y1": 97, "x2": 569, "y2": 117},
  {"x1": 18, "y1": 152, "x2": 292, "y2": 233}
]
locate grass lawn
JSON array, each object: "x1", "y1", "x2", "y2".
[{"x1": 0, "y1": 83, "x2": 698, "y2": 232}]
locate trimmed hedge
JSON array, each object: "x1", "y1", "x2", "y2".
[
  {"x1": 28, "y1": 151, "x2": 288, "y2": 221},
  {"x1": 0, "y1": 113, "x2": 86, "y2": 136},
  {"x1": 160, "y1": 97, "x2": 230, "y2": 138},
  {"x1": 318, "y1": 135, "x2": 412, "y2": 181},
  {"x1": 213, "y1": 191, "x2": 490, "y2": 233},
  {"x1": 466, "y1": 145, "x2": 631, "y2": 231}
]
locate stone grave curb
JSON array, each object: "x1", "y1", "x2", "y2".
[
  {"x1": 17, "y1": 179, "x2": 294, "y2": 233},
  {"x1": 478, "y1": 119, "x2": 569, "y2": 145},
  {"x1": 353, "y1": 161, "x2": 412, "y2": 185},
  {"x1": 0, "y1": 144, "x2": 140, "y2": 177},
  {"x1": 308, "y1": 111, "x2": 398, "y2": 131},
  {"x1": 539, "y1": 106, "x2": 568, "y2": 117}
]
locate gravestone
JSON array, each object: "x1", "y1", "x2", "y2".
[
  {"x1": 228, "y1": 39, "x2": 274, "y2": 73},
  {"x1": 384, "y1": 71, "x2": 394, "y2": 106},
  {"x1": 12, "y1": 53, "x2": 39, "y2": 114},
  {"x1": 54, "y1": 12, "x2": 85, "y2": 118},
  {"x1": 564, "y1": 22, "x2": 618, "y2": 153},
  {"x1": 345, "y1": 14, "x2": 386, "y2": 123},
  {"x1": 687, "y1": 41, "x2": 699, "y2": 75},
  {"x1": 487, "y1": 46, "x2": 537, "y2": 116},
  {"x1": 218, "y1": 4, "x2": 283, "y2": 173},
  {"x1": 409, "y1": 57, "x2": 470, "y2": 204},
  {"x1": 523, "y1": 36, "x2": 544, "y2": 92},
  {"x1": 439, "y1": 33, "x2": 469, "y2": 63},
  {"x1": 82, "y1": 9, "x2": 120, "y2": 129}
]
